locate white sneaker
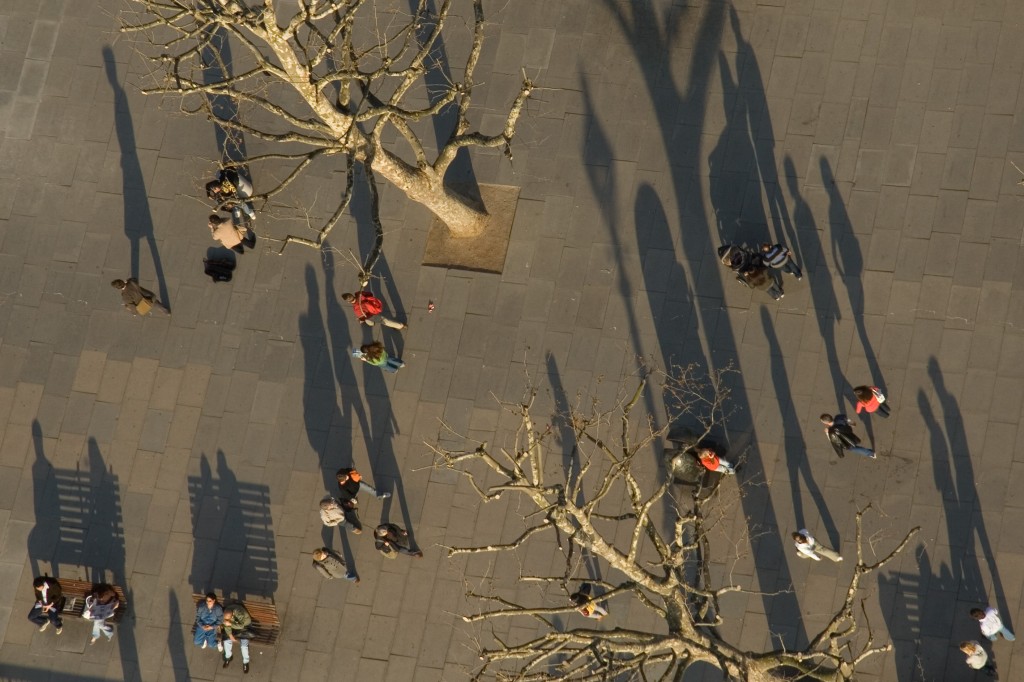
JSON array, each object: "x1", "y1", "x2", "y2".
[
  {"x1": 217, "y1": 642, "x2": 224, "y2": 652},
  {"x1": 202, "y1": 641, "x2": 208, "y2": 649},
  {"x1": 39, "y1": 622, "x2": 48, "y2": 632}
]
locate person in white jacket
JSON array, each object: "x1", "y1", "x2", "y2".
[
  {"x1": 971, "y1": 606, "x2": 1015, "y2": 642},
  {"x1": 960, "y1": 640, "x2": 997, "y2": 676},
  {"x1": 792, "y1": 530, "x2": 842, "y2": 562}
]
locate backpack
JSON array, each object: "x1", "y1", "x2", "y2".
[
  {"x1": 204, "y1": 258, "x2": 235, "y2": 283},
  {"x1": 319, "y1": 496, "x2": 345, "y2": 526}
]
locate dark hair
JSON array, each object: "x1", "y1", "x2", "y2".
[
  {"x1": 853, "y1": 386, "x2": 873, "y2": 403},
  {"x1": 111, "y1": 279, "x2": 126, "y2": 289},
  {"x1": 208, "y1": 213, "x2": 227, "y2": 225},
  {"x1": 569, "y1": 592, "x2": 587, "y2": 607},
  {"x1": 819, "y1": 414, "x2": 833, "y2": 424},
  {"x1": 791, "y1": 532, "x2": 806, "y2": 543},
  {"x1": 341, "y1": 293, "x2": 355, "y2": 302},
  {"x1": 970, "y1": 608, "x2": 986, "y2": 619},
  {"x1": 360, "y1": 342, "x2": 385, "y2": 362},
  {"x1": 205, "y1": 592, "x2": 217, "y2": 601},
  {"x1": 205, "y1": 180, "x2": 221, "y2": 200}
]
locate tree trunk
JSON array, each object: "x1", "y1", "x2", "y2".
[{"x1": 369, "y1": 146, "x2": 490, "y2": 238}]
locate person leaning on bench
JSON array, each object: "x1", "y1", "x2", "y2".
[{"x1": 28, "y1": 576, "x2": 65, "y2": 635}]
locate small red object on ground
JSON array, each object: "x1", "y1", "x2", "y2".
[{"x1": 427, "y1": 301, "x2": 435, "y2": 312}]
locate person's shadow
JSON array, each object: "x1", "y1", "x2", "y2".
[{"x1": 102, "y1": 46, "x2": 169, "y2": 309}]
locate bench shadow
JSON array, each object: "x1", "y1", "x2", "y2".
[
  {"x1": 188, "y1": 450, "x2": 278, "y2": 601},
  {"x1": 102, "y1": 46, "x2": 169, "y2": 309}
]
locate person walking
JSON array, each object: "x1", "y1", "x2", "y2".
[
  {"x1": 972, "y1": 606, "x2": 1016, "y2": 642},
  {"x1": 335, "y1": 468, "x2": 390, "y2": 534},
  {"x1": 569, "y1": 583, "x2": 607, "y2": 620},
  {"x1": 374, "y1": 523, "x2": 423, "y2": 558},
  {"x1": 821, "y1": 414, "x2": 876, "y2": 459},
  {"x1": 84, "y1": 584, "x2": 119, "y2": 644},
  {"x1": 352, "y1": 342, "x2": 405, "y2": 373},
  {"x1": 194, "y1": 592, "x2": 223, "y2": 650},
  {"x1": 760, "y1": 242, "x2": 803, "y2": 280},
  {"x1": 208, "y1": 214, "x2": 249, "y2": 254},
  {"x1": 27, "y1": 576, "x2": 65, "y2": 634},
  {"x1": 111, "y1": 278, "x2": 169, "y2": 315},
  {"x1": 695, "y1": 446, "x2": 736, "y2": 475},
  {"x1": 319, "y1": 495, "x2": 348, "y2": 529},
  {"x1": 853, "y1": 386, "x2": 890, "y2": 418},
  {"x1": 220, "y1": 602, "x2": 253, "y2": 674},
  {"x1": 341, "y1": 291, "x2": 406, "y2": 329},
  {"x1": 960, "y1": 641, "x2": 997, "y2": 676},
  {"x1": 792, "y1": 530, "x2": 843, "y2": 562},
  {"x1": 312, "y1": 547, "x2": 359, "y2": 582}
]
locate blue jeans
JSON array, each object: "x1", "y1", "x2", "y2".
[
  {"x1": 28, "y1": 604, "x2": 63, "y2": 629},
  {"x1": 194, "y1": 625, "x2": 218, "y2": 647},
  {"x1": 224, "y1": 636, "x2": 250, "y2": 663},
  {"x1": 382, "y1": 356, "x2": 404, "y2": 373},
  {"x1": 91, "y1": 619, "x2": 113, "y2": 640}
]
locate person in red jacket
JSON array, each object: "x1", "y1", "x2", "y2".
[
  {"x1": 341, "y1": 291, "x2": 406, "y2": 329},
  {"x1": 696, "y1": 447, "x2": 736, "y2": 475},
  {"x1": 853, "y1": 385, "x2": 890, "y2": 417}
]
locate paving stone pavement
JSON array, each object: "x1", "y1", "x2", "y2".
[{"x1": 2, "y1": 0, "x2": 1024, "y2": 680}]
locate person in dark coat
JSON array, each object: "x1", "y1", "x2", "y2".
[
  {"x1": 335, "y1": 468, "x2": 390, "y2": 534},
  {"x1": 27, "y1": 576, "x2": 65, "y2": 633},
  {"x1": 820, "y1": 414, "x2": 876, "y2": 459},
  {"x1": 374, "y1": 524, "x2": 423, "y2": 558},
  {"x1": 111, "y1": 278, "x2": 169, "y2": 315}
]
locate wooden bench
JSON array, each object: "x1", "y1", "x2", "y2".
[
  {"x1": 59, "y1": 579, "x2": 128, "y2": 623},
  {"x1": 191, "y1": 594, "x2": 280, "y2": 646}
]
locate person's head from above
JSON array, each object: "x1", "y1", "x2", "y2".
[
  {"x1": 341, "y1": 293, "x2": 356, "y2": 302},
  {"x1": 853, "y1": 386, "x2": 874, "y2": 403},
  {"x1": 959, "y1": 641, "x2": 979, "y2": 654},
  {"x1": 760, "y1": 243, "x2": 772, "y2": 252},
  {"x1": 819, "y1": 414, "x2": 834, "y2": 426},
  {"x1": 697, "y1": 447, "x2": 715, "y2": 460},
  {"x1": 320, "y1": 496, "x2": 338, "y2": 510},
  {"x1": 208, "y1": 213, "x2": 227, "y2": 227},
  {"x1": 223, "y1": 610, "x2": 234, "y2": 624},
  {"x1": 791, "y1": 532, "x2": 808, "y2": 544},
  {"x1": 205, "y1": 592, "x2": 217, "y2": 608},
  {"x1": 374, "y1": 526, "x2": 390, "y2": 538},
  {"x1": 110, "y1": 279, "x2": 127, "y2": 290},
  {"x1": 970, "y1": 608, "x2": 987, "y2": 620},
  {"x1": 206, "y1": 180, "x2": 223, "y2": 200}
]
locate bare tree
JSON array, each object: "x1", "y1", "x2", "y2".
[
  {"x1": 428, "y1": 366, "x2": 919, "y2": 681},
  {"x1": 119, "y1": 0, "x2": 533, "y2": 265}
]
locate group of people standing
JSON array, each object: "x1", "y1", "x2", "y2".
[{"x1": 313, "y1": 467, "x2": 423, "y2": 582}]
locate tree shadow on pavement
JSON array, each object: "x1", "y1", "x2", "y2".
[{"x1": 597, "y1": 0, "x2": 809, "y2": 647}]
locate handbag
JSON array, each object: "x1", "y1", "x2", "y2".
[
  {"x1": 135, "y1": 298, "x2": 153, "y2": 315},
  {"x1": 81, "y1": 595, "x2": 95, "y2": 620}
]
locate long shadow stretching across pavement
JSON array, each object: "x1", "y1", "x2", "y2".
[
  {"x1": 599, "y1": 1, "x2": 807, "y2": 648},
  {"x1": 103, "y1": 46, "x2": 169, "y2": 309}
]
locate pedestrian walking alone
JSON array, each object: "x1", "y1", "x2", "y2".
[
  {"x1": 352, "y1": 341, "x2": 405, "y2": 373},
  {"x1": 374, "y1": 523, "x2": 423, "y2": 558},
  {"x1": 342, "y1": 291, "x2": 406, "y2": 329},
  {"x1": 972, "y1": 606, "x2": 1016, "y2": 642},
  {"x1": 696, "y1": 446, "x2": 736, "y2": 475},
  {"x1": 111, "y1": 278, "x2": 169, "y2": 315},
  {"x1": 853, "y1": 386, "x2": 890, "y2": 418},
  {"x1": 311, "y1": 547, "x2": 359, "y2": 582},
  {"x1": 335, "y1": 468, "x2": 390, "y2": 534},
  {"x1": 821, "y1": 414, "x2": 876, "y2": 459},
  {"x1": 960, "y1": 641, "x2": 997, "y2": 676},
  {"x1": 792, "y1": 530, "x2": 843, "y2": 562},
  {"x1": 760, "y1": 242, "x2": 803, "y2": 280},
  {"x1": 84, "y1": 584, "x2": 119, "y2": 644},
  {"x1": 27, "y1": 576, "x2": 65, "y2": 634},
  {"x1": 194, "y1": 592, "x2": 223, "y2": 650},
  {"x1": 569, "y1": 583, "x2": 607, "y2": 620},
  {"x1": 220, "y1": 603, "x2": 253, "y2": 673}
]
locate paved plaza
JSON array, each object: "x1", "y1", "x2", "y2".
[{"x1": 2, "y1": 0, "x2": 1024, "y2": 680}]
